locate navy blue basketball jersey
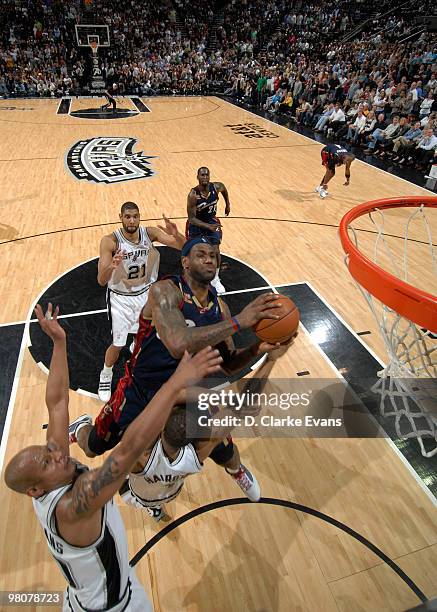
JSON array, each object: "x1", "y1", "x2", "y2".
[
  {"x1": 131, "y1": 275, "x2": 224, "y2": 390},
  {"x1": 322, "y1": 144, "x2": 348, "y2": 166},
  {"x1": 192, "y1": 183, "x2": 219, "y2": 223}
]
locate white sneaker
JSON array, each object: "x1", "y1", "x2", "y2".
[
  {"x1": 68, "y1": 414, "x2": 92, "y2": 444},
  {"x1": 319, "y1": 188, "x2": 328, "y2": 199},
  {"x1": 98, "y1": 369, "x2": 113, "y2": 402},
  {"x1": 315, "y1": 185, "x2": 322, "y2": 194},
  {"x1": 146, "y1": 506, "x2": 167, "y2": 522},
  {"x1": 227, "y1": 464, "x2": 261, "y2": 502}
]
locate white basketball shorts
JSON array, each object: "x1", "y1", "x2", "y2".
[{"x1": 108, "y1": 290, "x2": 150, "y2": 347}]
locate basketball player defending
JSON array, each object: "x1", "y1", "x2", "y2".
[
  {"x1": 72, "y1": 237, "x2": 293, "y2": 502},
  {"x1": 4, "y1": 303, "x2": 222, "y2": 611},
  {"x1": 186, "y1": 167, "x2": 230, "y2": 293},
  {"x1": 101, "y1": 84, "x2": 117, "y2": 114},
  {"x1": 121, "y1": 345, "x2": 292, "y2": 522},
  {"x1": 315, "y1": 144, "x2": 355, "y2": 198},
  {"x1": 98, "y1": 201, "x2": 185, "y2": 402}
]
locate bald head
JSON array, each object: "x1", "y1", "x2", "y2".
[{"x1": 4, "y1": 446, "x2": 41, "y2": 494}]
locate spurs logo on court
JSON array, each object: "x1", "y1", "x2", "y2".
[{"x1": 65, "y1": 137, "x2": 157, "y2": 184}]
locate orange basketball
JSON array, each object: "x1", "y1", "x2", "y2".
[{"x1": 254, "y1": 295, "x2": 300, "y2": 343}]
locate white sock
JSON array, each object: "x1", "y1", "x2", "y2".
[
  {"x1": 226, "y1": 465, "x2": 241, "y2": 475},
  {"x1": 102, "y1": 364, "x2": 113, "y2": 375}
]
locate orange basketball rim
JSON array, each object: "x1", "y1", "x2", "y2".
[{"x1": 339, "y1": 196, "x2": 437, "y2": 333}]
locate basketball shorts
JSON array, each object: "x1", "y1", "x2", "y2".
[
  {"x1": 63, "y1": 568, "x2": 151, "y2": 612},
  {"x1": 128, "y1": 479, "x2": 185, "y2": 508},
  {"x1": 108, "y1": 290, "x2": 150, "y2": 347},
  {"x1": 186, "y1": 218, "x2": 222, "y2": 245},
  {"x1": 90, "y1": 371, "x2": 158, "y2": 455}
]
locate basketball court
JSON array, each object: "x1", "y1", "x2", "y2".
[{"x1": 0, "y1": 93, "x2": 436, "y2": 611}]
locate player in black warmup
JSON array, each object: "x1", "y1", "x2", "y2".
[{"x1": 315, "y1": 144, "x2": 355, "y2": 199}]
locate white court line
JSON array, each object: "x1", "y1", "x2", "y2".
[
  {"x1": 218, "y1": 97, "x2": 432, "y2": 194},
  {"x1": 0, "y1": 322, "x2": 30, "y2": 471},
  {"x1": 0, "y1": 307, "x2": 107, "y2": 329},
  {"x1": 220, "y1": 280, "x2": 305, "y2": 296}
]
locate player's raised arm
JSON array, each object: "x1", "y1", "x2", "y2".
[
  {"x1": 150, "y1": 279, "x2": 282, "y2": 359},
  {"x1": 34, "y1": 303, "x2": 70, "y2": 455},
  {"x1": 58, "y1": 347, "x2": 222, "y2": 520},
  {"x1": 147, "y1": 215, "x2": 186, "y2": 249}
]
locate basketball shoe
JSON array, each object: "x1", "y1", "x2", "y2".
[
  {"x1": 120, "y1": 486, "x2": 167, "y2": 522},
  {"x1": 226, "y1": 464, "x2": 261, "y2": 502},
  {"x1": 315, "y1": 186, "x2": 328, "y2": 199},
  {"x1": 68, "y1": 414, "x2": 92, "y2": 444},
  {"x1": 98, "y1": 368, "x2": 113, "y2": 402}
]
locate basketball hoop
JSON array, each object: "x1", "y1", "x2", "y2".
[{"x1": 340, "y1": 196, "x2": 437, "y2": 457}]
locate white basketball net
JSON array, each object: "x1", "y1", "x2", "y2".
[{"x1": 347, "y1": 204, "x2": 437, "y2": 458}]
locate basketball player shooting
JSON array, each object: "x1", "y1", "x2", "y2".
[
  {"x1": 4, "y1": 303, "x2": 222, "y2": 611},
  {"x1": 72, "y1": 237, "x2": 296, "y2": 501},
  {"x1": 315, "y1": 144, "x2": 355, "y2": 199}
]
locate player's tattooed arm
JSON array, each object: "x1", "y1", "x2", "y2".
[
  {"x1": 187, "y1": 190, "x2": 221, "y2": 229},
  {"x1": 151, "y1": 281, "x2": 236, "y2": 358},
  {"x1": 66, "y1": 456, "x2": 126, "y2": 517},
  {"x1": 151, "y1": 282, "x2": 281, "y2": 359},
  {"x1": 214, "y1": 182, "x2": 231, "y2": 215}
]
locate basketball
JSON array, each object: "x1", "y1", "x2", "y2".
[{"x1": 254, "y1": 295, "x2": 300, "y2": 343}]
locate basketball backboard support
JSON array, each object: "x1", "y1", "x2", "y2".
[{"x1": 75, "y1": 24, "x2": 110, "y2": 48}]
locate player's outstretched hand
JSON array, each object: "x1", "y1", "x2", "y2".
[
  {"x1": 34, "y1": 303, "x2": 66, "y2": 342},
  {"x1": 112, "y1": 248, "x2": 125, "y2": 268},
  {"x1": 172, "y1": 347, "x2": 222, "y2": 389},
  {"x1": 158, "y1": 214, "x2": 178, "y2": 237},
  {"x1": 237, "y1": 293, "x2": 281, "y2": 329}
]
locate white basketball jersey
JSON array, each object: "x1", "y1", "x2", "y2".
[
  {"x1": 108, "y1": 227, "x2": 159, "y2": 296},
  {"x1": 33, "y1": 468, "x2": 133, "y2": 612},
  {"x1": 129, "y1": 439, "x2": 202, "y2": 506}
]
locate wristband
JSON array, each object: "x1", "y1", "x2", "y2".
[{"x1": 231, "y1": 317, "x2": 241, "y2": 332}]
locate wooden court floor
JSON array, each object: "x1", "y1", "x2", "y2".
[{"x1": 0, "y1": 96, "x2": 436, "y2": 611}]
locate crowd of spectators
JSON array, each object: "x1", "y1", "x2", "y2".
[{"x1": 0, "y1": 0, "x2": 436, "y2": 172}]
